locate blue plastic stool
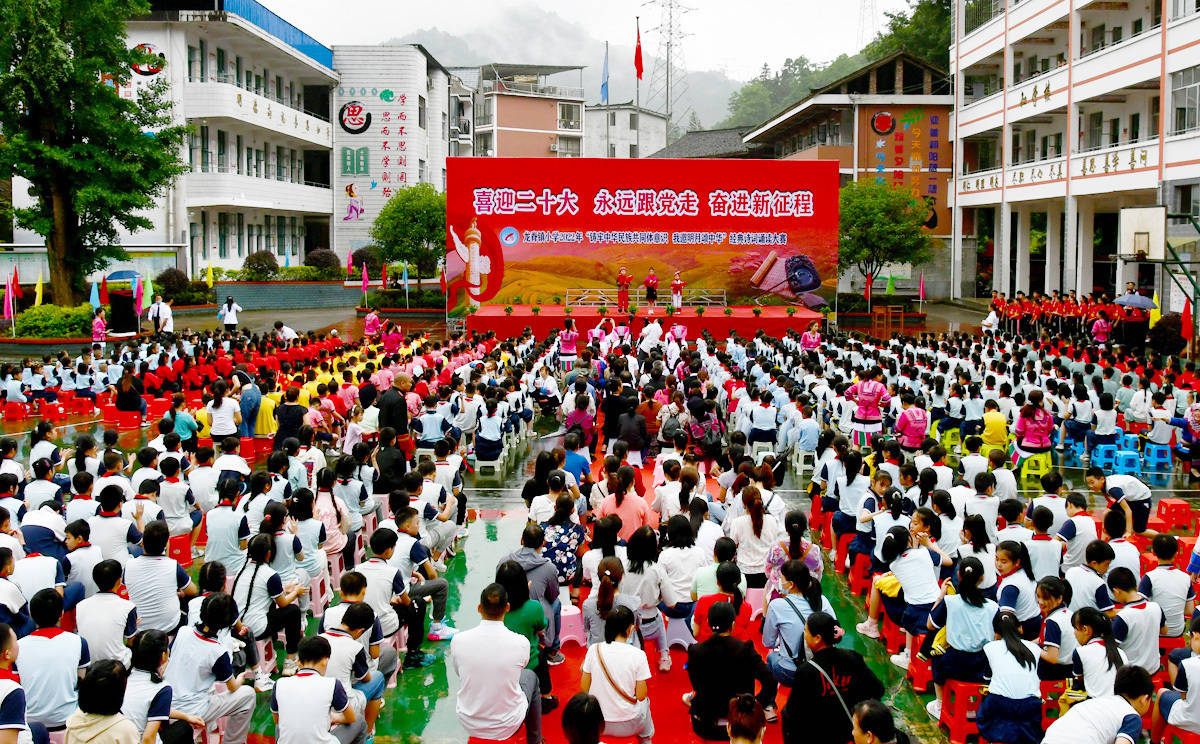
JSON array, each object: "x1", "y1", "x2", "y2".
[
  {"x1": 1113, "y1": 450, "x2": 1142, "y2": 476},
  {"x1": 1121, "y1": 434, "x2": 1141, "y2": 452},
  {"x1": 1143, "y1": 443, "x2": 1173, "y2": 471},
  {"x1": 1092, "y1": 444, "x2": 1118, "y2": 470}
]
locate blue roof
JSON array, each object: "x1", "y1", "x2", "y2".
[{"x1": 223, "y1": 0, "x2": 333, "y2": 70}]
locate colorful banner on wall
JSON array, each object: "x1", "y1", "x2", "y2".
[
  {"x1": 445, "y1": 157, "x2": 840, "y2": 311},
  {"x1": 856, "y1": 104, "x2": 953, "y2": 235}
]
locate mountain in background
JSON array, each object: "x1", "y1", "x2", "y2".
[{"x1": 387, "y1": 5, "x2": 744, "y2": 131}]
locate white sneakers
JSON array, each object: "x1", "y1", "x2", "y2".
[
  {"x1": 855, "y1": 618, "x2": 881, "y2": 639},
  {"x1": 926, "y1": 699, "x2": 942, "y2": 720},
  {"x1": 889, "y1": 650, "x2": 910, "y2": 669}
]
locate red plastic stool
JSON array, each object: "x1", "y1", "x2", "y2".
[
  {"x1": 1141, "y1": 551, "x2": 1159, "y2": 576},
  {"x1": 39, "y1": 403, "x2": 64, "y2": 422},
  {"x1": 1178, "y1": 537, "x2": 1198, "y2": 570},
  {"x1": 835, "y1": 533, "x2": 853, "y2": 575},
  {"x1": 168, "y1": 534, "x2": 193, "y2": 568},
  {"x1": 116, "y1": 411, "x2": 142, "y2": 430},
  {"x1": 1146, "y1": 516, "x2": 1169, "y2": 534},
  {"x1": 196, "y1": 437, "x2": 213, "y2": 451},
  {"x1": 1164, "y1": 725, "x2": 1200, "y2": 744},
  {"x1": 908, "y1": 640, "x2": 932, "y2": 691},
  {"x1": 467, "y1": 730, "x2": 525, "y2": 744},
  {"x1": 239, "y1": 437, "x2": 255, "y2": 459},
  {"x1": 881, "y1": 615, "x2": 906, "y2": 655},
  {"x1": 3, "y1": 402, "x2": 27, "y2": 422},
  {"x1": 57, "y1": 391, "x2": 74, "y2": 405},
  {"x1": 820, "y1": 512, "x2": 833, "y2": 550},
  {"x1": 939, "y1": 681, "x2": 984, "y2": 744},
  {"x1": 69, "y1": 397, "x2": 94, "y2": 415},
  {"x1": 148, "y1": 398, "x2": 171, "y2": 420},
  {"x1": 256, "y1": 438, "x2": 274, "y2": 455},
  {"x1": 1040, "y1": 679, "x2": 1067, "y2": 729},
  {"x1": 195, "y1": 515, "x2": 208, "y2": 547},
  {"x1": 1159, "y1": 499, "x2": 1193, "y2": 530},
  {"x1": 849, "y1": 553, "x2": 872, "y2": 597}
]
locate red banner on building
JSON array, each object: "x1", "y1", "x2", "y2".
[{"x1": 445, "y1": 157, "x2": 840, "y2": 312}]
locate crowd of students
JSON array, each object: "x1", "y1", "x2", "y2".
[{"x1": 0, "y1": 309, "x2": 1195, "y2": 744}]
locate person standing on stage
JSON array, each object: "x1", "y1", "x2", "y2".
[
  {"x1": 669, "y1": 272, "x2": 686, "y2": 311},
  {"x1": 643, "y1": 268, "x2": 659, "y2": 311},
  {"x1": 616, "y1": 267, "x2": 633, "y2": 314}
]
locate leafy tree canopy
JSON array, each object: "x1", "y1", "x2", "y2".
[
  {"x1": 839, "y1": 181, "x2": 933, "y2": 308},
  {"x1": 370, "y1": 183, "x2": 445, "y2": 280},
  {"x1": 864, "y1": 0, "x2": 952, "y2": 71},
  {"x1": 0, "y1": 0, "x2": 188, "y2": 305}
]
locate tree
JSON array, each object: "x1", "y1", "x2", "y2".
[
  {"x1": 864, "y1": 0, "x2": 952, "y2": 70},
  {"x1": 371, "y1": 183, "x2": 445, "y2": 281},
  {"x1": 0, "y1": 0, "x2": 189, "y2": 305},
  {"x1": 721, "y1": 54, "x2": 865, "y2": 128},
  {"x1": 838, "y1": 181, "x2": 933, "y2": 310},
  {"x1": 685, "y1": 111, "x2": 703, "y2": 132}
]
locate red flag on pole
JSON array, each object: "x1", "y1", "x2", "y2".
[
  {"x1": 1184, "y1": 299, "x2": 1194, "y2": 339},
  {"x1": 918, "y1": 272, "x2": 926, "y2": 301},
  {"x1": 381, "y1": 264, "x2": 388, "y2": 290},
  {"x1": 11, "y1": 267, "x2": 21, "y2": 299},
  {"x1": 634, "y1": 21, "x2": 644, "y2": 80},
  {"x1": 864, "y1": 273, "x2": 872, "y2": 301},
  {"x1": 439, "y1": 267, "x2": 447, "y2": 295},
  {"x1": 99, "y1": 276, "x2": 109, "y2": 304}
]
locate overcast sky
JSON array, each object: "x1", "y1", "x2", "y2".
[{"x1": 261, "y1": 0, "x2": 913, "y2": 81}]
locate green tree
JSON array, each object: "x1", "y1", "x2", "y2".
[
  {"x1": 838, "y1": 181, "x2": 933, "y2": 311},
  {"x1": 0, "y1": 0, "x2": 188, "y2": 305},
  {"x1": 721, "y1": 54, "x2": 865, "y2": 128},
  {"x1": 864, "y1": 0, "x2": 952, "y2": 70},
  {"x1": 371, "y1": 183, "x2": 445, "y2": 280}
]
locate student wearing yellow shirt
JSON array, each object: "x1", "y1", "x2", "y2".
[{"x1": 981, "y1": 399, "x2": 1009, "y2": 448}]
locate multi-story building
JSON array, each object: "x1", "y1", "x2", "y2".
[
  {"x1": 584, "y1": 103, "x2": 668, "y2": 158},
  {"x1": 948, "y1": 0, "x2": 1200, "y2": 301},
  {"x1": 330, "y1": 44, "x2": 451, "y2": 259},
  {"x1": 453, "y1": 64, "x2": 586, "y2": 158},
  {"x1": 739, "y1": 52, "x2": 958, "y2": 298}
]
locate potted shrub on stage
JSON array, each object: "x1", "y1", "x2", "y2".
[
  {"x1": 695, "y1": 306, "x2": 706, "y2": 316},
  {"x1": 504, "y1": 305, "x2": 514, "y2": 316},
  {"x1": 723, "y1": 307, "x2": 733, "y2": 317},
  {"x1": 753, "y1": 306, "x2": 763, "y2": 317},
  {"x1": 786, "y1": 306, "x2": 797, "y2": 317},
  {"x1": 531, "y1": 305, "x2": 541, "y2": 316}
]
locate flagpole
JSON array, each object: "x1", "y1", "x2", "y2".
[
  {"x1": 605, "y1": 41, "x2": 610, "y2": 158},
  {"x1": 635, "y1": 17, "x2": 641, "y2": 155}
]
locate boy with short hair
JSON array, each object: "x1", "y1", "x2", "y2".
[
  {"x1": 74, "y1": 559, "x2": 137, "y2": 665},
  {"x1": 18, "y1": 589, "x2": 89, "y2": 730},
  {"x1": 1024, "y1": 506, "x2": 1064, "y2": 581},
  {"x1": 1043, "y1": 666, "x2": 1154, "y2": 744},
  {"x1": 272, "y1": 635, "x2": 362, "y2": 744},
  {"x1": 1065, "y1": 540, "x2": 1116, "y2": 615},
  {"x1": 1027, "y1": 471, "x2": 1069, "y2": 534},
  {"x1": 1107, "y1": 566, "x2": 1167, "y2": 673},
  {"x1": 123, "y1": 520, "x2": 197, "y2": 633},
  {"x1": 988, "y1": 448, "x2": 1018, "y2": 501},
  {"x1": 318, "y1": 572, "x2": 398, "y2": 692},
  {"x1": 1086, "y1": 467, "x2": 1155, "y2": 538},
  {"x1": 1056, "y1": 492, "x2": 1098, "y2": 571},
  {"x1": 188, "y1": 446, "x2": 218, "y2": 512},
  {"x1": 957, "y1": 436, "x2": 988, "y2": 488},
  {"x1": 996, "y1": 498, "x2": 1032, "y2": 542},
  {"x1": 358, "y1": 529, "x2": 434, "y2": 671},
  {"x1": 964, "y1": 471, "x2": 1000, "y2": 543},
  {"x1": 1141, "y1": 534, "x2": 1195, "y2": 637},
  {"x1": 1103, "y1": 509, "x2": 1141, "y2": 579},
  {"x1": 63, "y1": 520, "x2": 103, "y2": 598}
]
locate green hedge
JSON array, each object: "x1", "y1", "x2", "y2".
[
  {"x1": 366, "y1": 289, "x2": 445, "y2": 309},
  {"x1": 14, "y1": 303, "x2": 96, "y2": 338}
]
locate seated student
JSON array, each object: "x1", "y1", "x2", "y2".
[
  {"x1": 163, "y1": 594, "x2": 256, "y2": 744},
  {"x1": 1071, "y1": 607, "x2": 1128, "y2": 698},
  {"x1": 1044, "y1": 666, "x2": 1155, "y2": 744},
  {"x1": 0, "y1": 476, "x2": 25, "y2": 533},
  {"x1": 1153, "y1": 618, "x2": 1200, "y2": 742},
  {"x1": 1103, "y1": 509, "x2": 1141, "y2": 579},
  {"x1": 1085, "y1": 468, "x2": 1154, "y2": 538},
  {"x1": 10, "y1": 544, "x2": 84, "y2": 613},
  {"x1": 996, "y1": 498, "x2": 1033, "y2": 543},
  {"x1": 204, "y1": 480, "x2": 248, "y2": 577},
  {"x1": 231, "y1": 533, "x2": 306, "y2": 678},
  {"x1": 187, "y1": 447, "x2": 218, "y2": 512},
  {"x1": 88, "y1": 485, "x2": 144, "y2": 567},
  {"x1": 762, "y1": 561, "x2": 832, "y2": 686},
  {"x1": 579, "y1": 606, "x2": 654, "y2": 744},
  {"x1": 273, "y1": 635, "x2": 364, "y2": 744},
  {"x1": 128, "y1": 448, "x2": 162, "y2": 497},
  {"x1": 1140, "y1": 534, "x2": 1195, "y2": 638},
  {"x1": 850, "y1": 475, "x2": 907, "y2": 576},
  {"x1": 23, "y1": 460, "x2": 63, "y2": 514},
  {"x1": 64, "y1": 659, "x2": 140, "y2": 744},
  {"x1": 358, "y1": 528, "x2": 434, "y2": 671},
  {"x1": 0, "y1": 550, "x2": 32, "y2": 637},
  {"x1": 63, "y1": 520, "x2": 103, "y2": 599},
  {"x1": 122, "y1": 630, "x2": 204, "y2": 744},
  {"x1": 157, "y1": 458, "x2": 201, "y2": 542},
  {"x1": 66, "y1": 473, "x2": 99, "y2": 526},
  {"x1": 976, "y1": 611, "x2": 1045, "y2": 744},
  {"x1": 19, "y1": 499, "x2": 67, "y2": 563},
  {"x1": 124, "y1": 521, "x2": 196, "y2": 634},
  {"x1": 1037, "y1": 577, "x2": 1076, "y2": 681},
  {"x1": 75, "y1": 560, "x2": 137, "y2": 667},
  {"x1": 319, "y1": 602, "x2": 381, "y2": 742},
  {"x1": 1057, "y1": 492, "x2": 1100, "y2": 572},
  {"x1": 20, "y1": 589, "x2": 90, "y2": 731},
  {"x1": 1107, "y1": 566, "x2": 1167, "y2": 674},
  {"x1": 925, "y1": 557, "x2": 999, "y2": 721},
  {"x1": 1025, "y1": 506, "x2": 1065, "y2": 581},
  {"x1": 123, "y1": 480, "x2": 165, "y2": 529},
  {"x1": 1067, "y1": 540, "x2": 1117, "y2": 614},
  {"x1": 212, "y1": 438, "x2": 251, "y2": 491},
  {"x1": 692, "y1": 562, "x2": 754, "y2": 643},
  {"x1": 958, "y1": 436, "x2": 989, "y2": 487},
  {"x1": 686, "y1": 601, "x2": 778, "y2": 735},
  {"x1": 386, "y1": 506, "x2": 455, "y2": 642},
  {"x1": 692, "y1": 537, "x2": 747, "y2": 600},
  {"x1": 1027, "y1": 472, "x2": 1069, "y2": 535},
  {"x1": 957, "y1": 514, "x2": 998, "y2": 598},
  {"x1": 964, "y1": 472, "x2": 1001, "y2": 544},
  {"x1": 318, "y1": 573, "x2": 399, "y2": 693},
  {"x1": 996, "y1": 541, "x2": 1042, "y2": 640}
]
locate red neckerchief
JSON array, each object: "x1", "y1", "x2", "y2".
[
  {"x1": 98, "y1": 510, "x2": 120, "y2": 517},
  {"x1": 1086, "y1": 638, "x2": 1106, "y2": 646},
  {"x1": 29, "y1": 627, "x2": 67, "y2": 639},
  {"x1": 1031, "y1": 534, "x2": 1053, "y2": 541},
  {"x1": 0, "y1": 668, "x2": 17, "y2": 683},
  {"x1": 73, "y1": 493, "x2": 92, "y2": 500},
  {"x1": 295, "y1": 668, "x2": 322, "y2": 678},
  {"x1": 1123, "y1": 596, "x2": 1148, "y2": 610},
  {"x1": 164, "y1": 477, "x2": 181, "y2": 484},
  {"x1": 70, "y1": 542, "x2": 91, "y2": 550},
  {"x1": 134, "y1": 495, "x2": 154, "y2": 501}
]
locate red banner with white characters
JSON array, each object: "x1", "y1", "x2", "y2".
[{"x1": 444, "y1": 157, "x2": 839, "y2": 312}]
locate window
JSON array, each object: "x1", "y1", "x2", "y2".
[
  {"x1": 201, "y1": 213, "x2": 208, "y2": 260},
  {"x1": 608, "y1": 112, "x2": 616, "y2": 126},
  {"x1": 275, "y1": 76, "x2": 282, "y2": 101},
  {"x1": 190, "y1": 222, "x2": 200, "y2": 262},
  {"x1": 277, "y1": 216, "x2": 286, "y2": 256},
  {"x1": 216, "y1": 48, "x2": 226, "y2": 81},
  {"x1": 256, "y1": 149, "x2": 264, "y2": 178},
  {"x1": 629, "y1": 112, "x2": 638, "y2": 131},
  {"x1": 235, "y1": 135, "x2": 243, "y2": 174},
  {"x1": 1023, "y1": 130, "x2": 1036, "y2": 162},
  {"x1": 555, "y1": 136, "x2": 581, "y2": 157},
  {"x1": 629, "y1": 143, "x2": 639, "y2": 158},
  {"x1": 218, "y1": 213, "x2": 229, "y2": 259},
  {"x1": 1090, "y1": 25, "x2": 1106, "y2": 53},
  {"x1": 187, "y1": 46, "x2": 197, "y2": 82},
  {"x1": 188, "y1": 132, "x2": 198, "y2": 169},
  {"x1": 1087, "y1": 112, "x2": 1103, "y2": 149},
  {"x1": 1176, "y1": 185, "x2": 1198, "y2": 222},
  {"x1": 558, "y1": 103, "x2": 582, "y2": 130},
  {"x1": 276, "y1": 146, "x2": 285, "y2": 180},
  {"x1": 200, "y1": 126, "x2": 210, "y2": 171},
  {"x1": 265, "y1": 216, "x2": 274, "y2": 251},
  {"x1": 235, "y1": 57, "x2": 243, "y2": 87},
  {"x1": 1109, "y1": 117, "x2": 1120, "y2": 145},
  {"x1": 236, "y1": 213, "x2": 245, "y2": 257},
  {"x1": 442, "y1": 169, "x2": 447, "y2": 190},
  {"x1": 1111, "y1": 25, "x2": 1123, "y2": 44},
  {"x1": 608, "y1": 143, "x2": 616, "y2": 157},
  {"x1": 255, "y1": 74, "x2": 262, "y2": 95},
  {"x1": 289, "y1": 217, "x2": 297, "y2": 255},
  {"x1": 442, "y1": 112, "x2": 448, "y2": 141},
  {"x1": 1152, "y1": 95, "x2": 1161, "y2": 137},
  {"x1": 1174, "y1": 67, "x2": 1200, "y2": 133},
  {"x1": 1054, "y1": 133, "x2": 1063, "y2": 155},
  {"x1": 216, "y1": 130, "x2": 227, "y2": 171},
  {"x1": 419, "y1": 159, "x2": 427, "y2": 183},
  {"x1": 1133, "y1": 18, "x2": 1143, "y2": 34},
  {"x1": 1130, "y1": 113, "x2": 1141, "y2": 142},
  {"x1": 418, "y1": 95, "x2": 427, "y2": 129},
  {"x1": 198, "y1": 40, "x2": 207, "y2": 82},
  {"x1": 245, "y1": 70, "x2": 253, "y2": 90}
]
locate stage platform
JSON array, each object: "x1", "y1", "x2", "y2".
[{"x1": 463, "y1": 304, "x2": 822, "y2": 340}]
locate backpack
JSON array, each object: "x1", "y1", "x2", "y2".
[{"x1": 661, "y1": 411, "x2": 683, "y2": 440}]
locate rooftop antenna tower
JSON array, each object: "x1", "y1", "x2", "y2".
[
  {"x1": 858, "y1": 0, "x2": 878, "y2": 49},
  {"x1": 644, "y1": 0, "x2": 694, "y2": 142}
]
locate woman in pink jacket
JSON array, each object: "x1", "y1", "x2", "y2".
[
  {"x1": 845, "y1": 367, "x2": 891, "y2": 449},
  {"x1": 894, "y1": 393, "x2": 929, "y2": 457},
  {"x1": 800, "y1": 322, "x2": 821, "y2": 352},
  {"x1": 1014, "y1": 389, "x2": 1055, "y2": 473}
]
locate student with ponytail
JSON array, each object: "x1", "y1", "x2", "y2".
[
  {"x1": 237, "y1": 471, "x2": 273, "y2": 535},
  {"x1": 122, "y1": 630, "x2": 203, "y2": 744},
  {"x1": 689, "y1": 497, "x2": 724, "y2": 564},
  {"x1": 692, "y1": 561, "x2": 752, "y2": 642},
  {"x1": 859, "y1": 484, "x2": 911, "y2": 575},
  {"x1": 1070, "y1": 607, "x2": 1127, "y2": 697},
  {"x1": 765, "y1": 510, "x2": 822, "y2": 602},
  {"x1": 996, "y1": 540, "x2": 1042, "y2": 639},
  {"x1": 581, "y1": 556, "x2": 638, "y2": 646},
  {"x1": 957, "y1": 514, "x2": 998, "y2": 598},
  {"x1": 976, "y1": 610, "x2": 1044, "y2": 744},
  {"x1": 830, "y1": 450, "x2": 869, "y2": 540},
  {"x1": 924, "y1": 556, "x2": 1000, "y2": 721},
  {"x1": 729, "y1": 485, "x2": 780, "y2": 589},
  {"x1": 1036, "y1": 577, "x2": 1076, "y2": 680},
  {"x1": 763, "y1": 560, "x2": 834, "y2": 686},
  {"x1": 597, "y1": 465, "x2": 650, "y2": 542},
  {"x1": 204, "y1": 479, "x2": 249, "y2": 575},
  {"x1": 313, "y1": 467, "x2": 352, "y2": 569},
  {"x1": 230, "y1": 533, "x2": 306, "y2": 679}
]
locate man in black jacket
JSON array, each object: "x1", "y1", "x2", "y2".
[
  {"x1": 781, "y1": 611, "x2": 884, "y2": 744},
  {"x1": 376, "y1": 373, "x2": 411, "y2": 440}
]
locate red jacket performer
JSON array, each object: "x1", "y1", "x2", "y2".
[
  {"x1": 616, "y1": 266, "x2": 633, "y2": 313},
  {"x1": 670, "y1": 271, "x2": 686, "y2": 310},
  {"x1": 644, "y1": 268, "x2": 659, "y2": 309}
]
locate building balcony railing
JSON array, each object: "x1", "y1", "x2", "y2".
[
  {"x1": 475, "y1": 113, "x2": 494, "y2": 127},
  {"x1": 190, "y1": 161, "x2": 329, "y2": 189},
  {"x1": 482, "y1": 79, "x2": 585, "y2": 99},
  {"x1": 558, "y1": 119, "x2": 582, "y2": 131},
  {"x1": 182, "y1": 80, "x2": 334, "y2": 148},
  {"x1": 196, "y1": 74, "x2": 328, "y2": 122}
]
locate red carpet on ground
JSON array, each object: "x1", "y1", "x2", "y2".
[{"x1": 465, "y1": 305, "x2": 821, "y2": 341}]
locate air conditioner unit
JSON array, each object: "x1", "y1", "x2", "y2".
[{"x1": 549, "y1": 143, "x2": 559, "y2": 152}]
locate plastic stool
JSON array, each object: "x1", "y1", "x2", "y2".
[
  {"x1": 1040, "y1": 679, "x2": 1067, "y2": 730},
  {"x1": 168, "y1": 534, "x2": 193, "y2": 569},
  {"x1": 907, "y1": 640, "x2": 932, "y2": 691},
  {"x1": 1159, "y1": 498, "x2": 1192, "y2": 530},
  {"x1": 47, "y1": 731, "x2": 65, "y2": 744},
  {"x1": 849, "y1": 553, "x2": 872, "y2": 597},
  {"x1": 1092, "y1": 444, "x2": 1118, "y2": 470},
  {"x1": 239, "y1": 437, "x2": 255, "y2": 459},
  {"x1": 117, "y1": 410, "x2": 142, "y2": 430},
  {"x1": 1145, "y1": 443, "x2": 1173, "y2": 471},
  {"x1": 40, "y1": 403, "x2": 64, "y2": 422},
  {"x1": 2, "y1": 402, "x2": 27, "y2": 422},
  {"x1": 1177, "y1": 536, "x2": 1198, "y2": 569},
  {"x1": 467, "y1": 730, "x2": 525, "y2": 744},
  {"x1": 939, "y1": 680, "x2": 985, "y2": 744},
  {"x1": 1113, "y1": 450, "x2": 1142, "y2": 476},
  {"x1": 1140, "y1": 551, "x2": 1158, "y2": 576},
  {"x1": 835, "y1": 533, "x2": 853, "y2": 575},
  {"x1": 148, "y1": 398, "x2": 171, "y2": 420},
  {"x1": 309, "y1": 573, "x2": 332, "y2": 619},
  {"x1": 558, "y1": 603, "x2": 586, "y2": 647},
  {"x1": 414, "y1": 448, "x2": 436, "y2": 464},
  {"x1": 69, "y1": 397, "x2": 94, "y2": 415},
  {"x1": 256, "y1": 638, "x2": 277, "y2": 675},
  {"x1": 1164, "y1": 725, "x2": 1200, "y2": 744},
  {"x1": 1020, "y1": 452, "x2": 1053, "y2": 484},
  {"x1": 256, "y1": 438, "x2": 274, "y2": 456},
  {"x1": 881, "y1": 615, "x2": 906, "y2": 654},
  {"x1": 475, "y1": 459, "x2": 504, "y2": 478},
  {"x1": 663, "y1": 615, "x2": 697, "y2": 650},
  {"x1": 329, "y1": 551, "x2": 346, "y2": 592},
  {"x1": 362, "y1": 512, "x2": 378, "y2": 537},
  {"x1": 1147, "y1": 515, "x2": 1169, "y2": 533},
  {"x1": 745, "y1": 587, "x2": 766, "y2": 621},
  {"x1": 940, "y1": 428, "x2": 962, "y2": 454}
]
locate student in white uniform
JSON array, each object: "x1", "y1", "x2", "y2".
[
  {"x1": 1140, "y1": 534, "x2": 1195, "y2": 637},
  {"x1": 1152, "y1": 619, "x2": 1200, "y2": 742},
  {"x1": 1036, "y1": 576, "x2": 1076, "y2": 681},
  {"x1": 87, "y1": 486, "x2": 145, "y2": 567},
  {"x1": 1056, "y1": 493, "x2": 1099, "y2": 572},
  {"x1": 1070, "y1": 607, "x2": 1128, "y2": 698},
  {"x1": 995, "y1": 541, "x2": 1042, "y2": 640},
  {"x1": 230, "y1": 534, "x2": 306, "y2": 678},
  {"x1": 271, "y1": 636, "x2": 363, "y2": 744},
  {"x1": 1065, "y1": 541, "x2": 1116, "y2": 614},
  {"x1": 18, "y1": 590, "x2": 89, "y2": 730},
  {"x1": 1043, "y1": 666, "x2": 1154, "y2": 744},
  {"x1": 122, "y1": 630, "x2": 203, "y2": 744},
  {"x1": 1106, "y1": 567, "x2": 1167, "y2": 674},
  {"x1": 976, "y1": 611, "x2": 1045, "y2": 744},
  {"x1": 163, "y1": 594, "x2": 256, "y2": 744},
  {"x1": 74, "y1": 560, "x2": 137, "y2": 666},
  {"x1": 123, "y1": 522, "x2": 197, "y2": 634}
]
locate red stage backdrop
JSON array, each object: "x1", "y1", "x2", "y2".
[{"x1": 444, "y1": 157, "x2": 840, "y2": 312}]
